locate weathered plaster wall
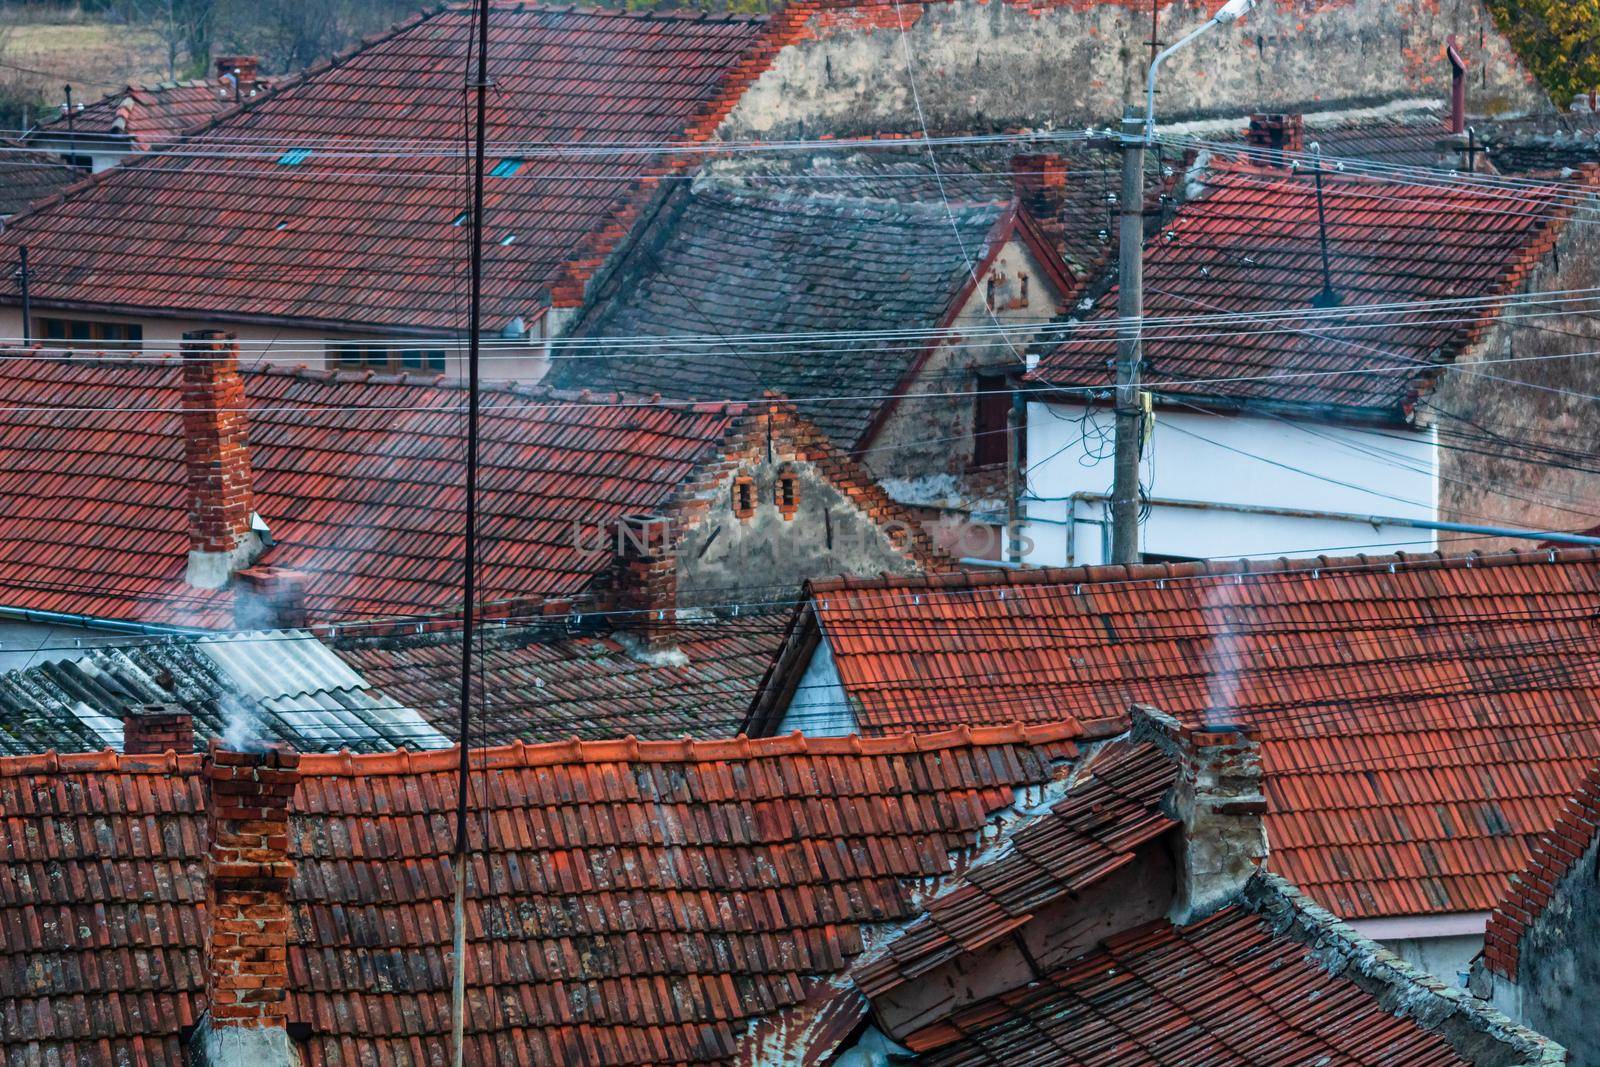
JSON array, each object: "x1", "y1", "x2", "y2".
[
  {"x1": 1486, "y1": 833, "x2": 1600, "y2": 1067},
  {"x1": 676, "y1": 457, "x2": 923, "y2": 606},
  {"x1": 722, "y1": 0, "x2": 1542, "y2": 141},
  {"x1": 867, "y1": 237, "x2": 1062, "y2": 517},
  {"x1": 1431, "y1": 190, "x2": 1600, "y2": 547},
  {"x1": 1379, "y1": 933, "x2": 1484, "y2": 987}
]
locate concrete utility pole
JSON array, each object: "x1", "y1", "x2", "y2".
[
  {"x1": 1110, "y1": 108, "x2": 1146, "y2": 565},
  {"x1": 1108, "y1": 0, "x2": 1256, "y2": 563}
]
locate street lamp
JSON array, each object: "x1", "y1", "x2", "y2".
[{"x1": 1108, "y1": 0, "x2": 1256, "y2": 564}]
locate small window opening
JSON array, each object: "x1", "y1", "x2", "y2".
[
  {"x1": 1019, "y1": 273, "x2": 1030, "y2": 306},
  {"x1": 451, "y1": 211, "x2": 470, "y2": 227},
  {"x1": 276, "y1": 148, "x2": 312, "y2": 166},
  {"x1": 776, "y1": 474, "x2": 799, "y2": 518},
  {"x1": 985, "y1": 276, "x2": 997, "y2": 310},
  {"x1": 489, "y1": 158, "x2": 525, "y2": 178},
  {"x1": 499, "y1": 233, "x2": 517, "y2": 246},
  {"x1": 732, "y1": 477, "x2": 756, "y2": 520}
]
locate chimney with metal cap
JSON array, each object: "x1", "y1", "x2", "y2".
[
  {"x1": 182, "y1": 331, "x2": 266, "y2": 589},
  {"x1": 1447, "y1": 36, "x2": 1469, "y2": 135}
]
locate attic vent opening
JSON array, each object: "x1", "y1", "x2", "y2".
[
  {"x1": 489, "y1": 158, "x2": 526, "y2": 178},
  {"x1": 275, "y1": 148, "x2": 312, "y2": 166},
  {"x1": 732, "y1": 477, "x2": 756, "y2": 520},
  {"x1": 776, "y1": 474, "x2": 798, "y2": 519}
]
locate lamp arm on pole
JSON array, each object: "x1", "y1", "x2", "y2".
[{"x1": 1142, "y1": 0, "x2": 1256, "y2": 136}]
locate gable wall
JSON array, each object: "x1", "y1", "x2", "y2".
[
  {"x1": 864, "y1": 236, "x2": 1065, "y2": 533},
  {"x1": 1429, "y1": 187, "x2": 1600, "y2": 547}
]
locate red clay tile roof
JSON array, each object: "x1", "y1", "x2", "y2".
[
  {"x1": 900, "y1": 905, "x2": 1474, "y2": 1066},
  {"x1": 855, "y1": 741, "x2": 1178, "y2": 999},
  {"x1": 1029, "y1": 164, "x2": 1577, "y2": 417},
  {"x1": 0, "y1": 147, "x2": 78, "y2": 216},
  {"x1": 0, "y1": 723, "x2": 1080, "y2": 1065},
  {"x1": 0, "y1": 5, "x2": 781, "y2": 332},
  {"x1": 763, "y1": 549, "x2": 1600, "y2": 919},
  {"x1": 1483, "y1": 761, "x2": 1600, "y2": 979},
  {"x1": 0, "y1": 357, "x2": 742, "y2": 627},
  {"x1": 33, "y1": 80, "x2": 273, "y2": 150},
  {"x1": 332, "y1": 615, "x2": 789, "y2": 743}
]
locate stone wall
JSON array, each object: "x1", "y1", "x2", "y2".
[
  {"x1": 1430, "y1": 176, "x2": 1600, "y2": 545},
  {"x1": 721, "y1": 0, "x2": 1544, "y2": 141}
]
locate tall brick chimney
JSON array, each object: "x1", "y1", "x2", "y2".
[
  {"x1": 1245, "y1": 113, "x2": 1304, "y2": 165},
  {"x1": 1132, "y1": 705, "x2": 1268, "y2": 923},
  {"x1": 123, "y1": 701, "x2": 194, "y2": 754},
  {"x1": 612, "y1": 513, "x2": 679, "y2": 654},
  {"x1": 1011, "y1": 153, "x2": 1069, "y2": 252},
  {"x1": 183, "y1": 331, "x2": 265, "y2": 590},
  {"x1": 198, "y1": 741, "x2": 300, "y2": 1066}
]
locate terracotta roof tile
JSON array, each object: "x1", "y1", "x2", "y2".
[
  {"x1": 1029, "y1": 164, "x2": 1579, "y2": 417},
  {"x1": 0, "y1": 358, "x2": 742, "y2": 627},
  {"x1": 902, "y1": 905, "x2": 1473, "y2": 1066},
  {"x1": 33, "y1": 80, "x2": 277, "y2": 150},
  {"x1": 778, "y1": 549, "x2": 1600, "y2": 918},
  {"x1": 0, "y1": 5, "x2": 779, "y2": 332},
  {"x1": 855, "y1": 741, "x2": 1178, "y2": 998},
  {"x1": 0, "y1": 724, "x2": 1079, "y2": 1065},
  {"x1": 1483, "y1": 760, "x2": 1600, "y2": 979}
]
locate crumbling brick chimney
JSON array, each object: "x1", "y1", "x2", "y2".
[
  {"x1": 215, "y1": 55, "x2": 261, "y2": 97},
  {"x1": 611, "y1": 513, "x2": 679, "y2": 654},
  {"x1": 197, "y1": 741, "x2": 301, "y2": 1067},
  {"x1": 1132, "y1": 705, "x2": 1268, "y2": 924},
  {"x1": 1011, "y1": 153, "x2": 1069, "y2": 252},
  {"x1": 183, "y1": 331, "x2": 265, "y2": 590},
  {"x1": 123, "y1": 701, "x2": 194, "y2": 754},
  {"x1": 1246, "y1": 113, "x2": 1304, "y2": 165}
]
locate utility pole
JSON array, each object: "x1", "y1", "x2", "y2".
[
  {"x1": 1108, "y1": 0, "x2": 1256, "y2": 563},
  {"x1": 450, "y1": 0, "x2": 491, "y2": 1063},
  {"x1": 1110, "y1": 107, "x2": 1146, "y2": 565}
]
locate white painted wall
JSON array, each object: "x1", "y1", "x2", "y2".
[
  {"x1": 775, "y1": 637, "x2": 854, "y2": 737},
  {"x1": 0, "y1": 306, "x2": 549, "y2": 380},
  {"x1": 1022, "y1": 400, "x2": 1438, "y2": 566}
]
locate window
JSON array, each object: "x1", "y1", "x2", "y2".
[
  {"x1": 985, "y1": 277, "x2": 997, "y2": 311},
  {"x1": 330, "y1": 344, "x2": 447, "y2": 373},
  {"x1": 276, "y1": 148, "x2": 313, "y2": 165},
  {"x1": 1019, "y1": 273, "x2": 1030, "y2": 307},
  {"x1": 37, "y1": 317, "x2": 142, "y2": 349},
  {"x1": 776, "y1": 473, "x2": 799, "y2": 519},
  {"x1": 732, "y1": 477, "x2": 756, "y2": 520},
  {"x1": 972, "y1": 374, "x2": 1011, "y2": 467},
  {"x1": 489, "y1": 158, "x2": 525, "y2": 178}
]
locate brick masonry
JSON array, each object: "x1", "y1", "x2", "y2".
[
  {"x1": 182, "y1": 332, "x2": 254, "y2": 556},
  {"x1": 122, "y1": 702, "x2": 195, "y2": 755},
  {"x1": 204, "y1": 742, "x2": 298, "y2": 1031}
]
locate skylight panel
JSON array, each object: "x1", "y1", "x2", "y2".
[
  {"x1": 489, "y1": 158, "x2": 525, "y2": 178},
  {"x1": 276, "y1": 148, "x2": 313, "y2": 166}
]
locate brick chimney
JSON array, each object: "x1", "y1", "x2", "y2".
[
  {"x1": 1246, "y1": 113, "x2": 1304, "y2": 165},
  {"x1": 234, "y1": 566, "x2": 308, "y2": 630},
  {"x1": 1132, "y1": 705, "x2": 1268, "y2": 924},
  {"x1": 215, "y1": 55, "x2": 261, "y2": 97},
  {"x1": 183, "y1": 331, "x2": 265, "y2": 590},
  {"x1": 1011, "y1": 153, "x2": 1068, "y2": 250},
  {"x1": 197, "y1": 741, "x2": 301, "y2": 1066},
  {"x1": 122, "y1": 701, "x2": 194, "y2": 754},
  {"x1": 612, "y1": 513, "x2": 679, "y2": 654}
]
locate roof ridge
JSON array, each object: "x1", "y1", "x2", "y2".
[
  {"x1": 807, "y1": 547, "x2": 1600, "y2": 596},
  {"x1": 0, "y1": 721, "x2": 1082, "y2": 778}
]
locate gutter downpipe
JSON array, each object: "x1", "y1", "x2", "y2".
[{"x1": 1068, "y1": 492, "x2": 1600, "y2": 547}]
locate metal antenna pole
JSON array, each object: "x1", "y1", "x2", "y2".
[{"x1": 450, "y1": 0, "x2": 491, "y2": 1062}]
